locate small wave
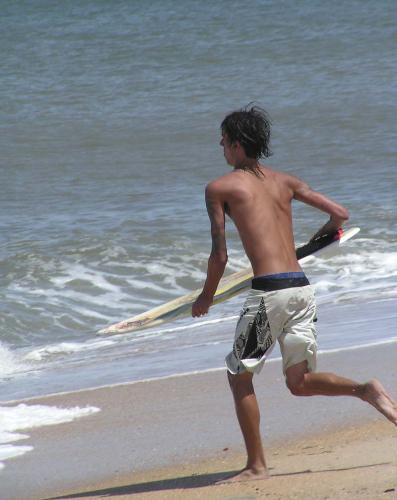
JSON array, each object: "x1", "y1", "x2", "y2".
[
  {"x1": 304, "y1": 241, "x2": 397, "y2": 304},
  {"x1": 0, "y1": 404, "x2": 100, "y2": 471},
  {"x1": 24, "y1": 338, "x2": 116, "y2": 362},
  {"x1": 0, "y1": 342, "x2": 32, "y2": 378},
  {"x1": 2, "y1": 235, "x2": 396, "y2": 355}
]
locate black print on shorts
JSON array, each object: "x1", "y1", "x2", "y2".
[
  {"x1": 233, "y1": 332, "x2": 246, "y2": 360},
  {"x1": 237, "y1": 298, "x2": 273, "y2": 360},
  {"x1": 239, "y1": 306, "x2": 250, "y2": 320},
  {"x1": 232, "y1": 307, "x2": 251, "y2": 360}
]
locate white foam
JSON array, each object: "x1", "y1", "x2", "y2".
[
  {"x1": 25, "y1": 339, "x2": 115, "y2": 361},
  {"x1": 3, "y1": 236, "x2": 396, "y2": 397},
  {"x1": 51, "y1": 263, "x2": 121, "y2": 293},
  {"x1": 304, "y1": 243, "x2": 397, "y2": 304},
  {"x1": 0, "y1": 342, "x2": 31, "y2": 377},
  {"x1": 0, "y1": 403, "x2": 100, "y2": 471}
]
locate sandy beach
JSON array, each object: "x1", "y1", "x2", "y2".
[
  {"x1": 1, "y1": 342, "x2": 396, "y2": 500},
  {"x1": 51, "y1": 419, "x2": 396, "y2": 500}
]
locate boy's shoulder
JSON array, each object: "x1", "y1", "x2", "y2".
[{"x1": 206, "y1": 171, "x2": 236, "y2": 192}]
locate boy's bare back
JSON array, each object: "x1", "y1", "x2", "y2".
[{"x1": 207, "y1": 166, "x2": 301, "y2": 277}]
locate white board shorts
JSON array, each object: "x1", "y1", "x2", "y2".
[{"x1": 225, "y1": 273, "x2": 317, "y2": 376}]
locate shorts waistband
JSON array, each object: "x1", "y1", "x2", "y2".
[{"x1": 251, "y1": 273, "x2": 310, "y2": 291}]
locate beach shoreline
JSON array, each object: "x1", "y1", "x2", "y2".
[
  {"x1": 1, "y1": 342, "x2": 396, "y2": 499},
  {"x1": 53, "y1": 419, "x2": 397, "y2": 500}
]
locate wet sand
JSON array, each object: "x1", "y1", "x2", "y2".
[{"x1": 1, "y1": 342, "x2": 396, "y2": 500}]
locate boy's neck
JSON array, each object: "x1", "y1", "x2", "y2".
[{"x1": 234, "y1": 158, "x2": 260, "y2": 171}]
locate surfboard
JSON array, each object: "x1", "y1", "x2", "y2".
[{"x1": 98, "y1": 227, "x2": 360, "y2": 335}]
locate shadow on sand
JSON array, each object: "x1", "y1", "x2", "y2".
[
  {"x1": 48, "y1": 462, "x2": 390, "y2": 499},
  {"x1": 47, "y1": 471, "x2": 238, "y2": 499}
]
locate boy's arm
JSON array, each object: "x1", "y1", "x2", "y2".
[
  {"x1": 292, "y1": 177, "x2": 349, "y2": 240},
  {"x1": 192, "y1": 182, "x2": 228, "y2": 317}
]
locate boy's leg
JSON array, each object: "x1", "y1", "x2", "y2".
[
  {"x1": 286, "y1": 361, "x2": 397, "y2": 425},
  {"x1": 218, "y1": 370, "x2": 269, "y2": 483}
]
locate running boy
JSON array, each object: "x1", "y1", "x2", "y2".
[{"x1": 192, "y1": 106, "x2": 397, "y2": 483}]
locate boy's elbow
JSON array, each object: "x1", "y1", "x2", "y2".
[
  {"x1": 211, "y1": 251, "x2": 228, "y2": 267},
  {"x1": 218, "y1": 252, "x2": 228, "y2": 267}
]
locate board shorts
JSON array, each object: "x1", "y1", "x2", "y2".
[{"x1": 225, "y1": 272, "x2": 317, "y2": 376}]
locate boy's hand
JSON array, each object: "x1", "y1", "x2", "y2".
[
  {"x1": 310, "y1": 219, "x2": 343, "y2": 242},
  {"x1": 192, "y1": 293, "x2": 213, "y2": 317}
]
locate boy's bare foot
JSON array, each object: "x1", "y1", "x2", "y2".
[
  {"x1": 216, "y1": 467, "x2": 269, "y2": 484},
  {"x1": 361, "y1": 379, "x2": 397, "y2": 425}
]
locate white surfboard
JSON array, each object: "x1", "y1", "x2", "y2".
[{"x1": 99, "y1": 227, "x2": 360, "y2": 335}]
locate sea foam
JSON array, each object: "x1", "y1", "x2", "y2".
[
  {"x1": 0, "y1": 342, "x2": 30, "y2": 378},
  {"x1": 0, "y1": 403, "x2": 100, "y2": 470}
]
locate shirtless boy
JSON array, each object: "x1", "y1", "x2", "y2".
[{"x1": 192, "y1": 106, "x2": 397, "y2": 483}]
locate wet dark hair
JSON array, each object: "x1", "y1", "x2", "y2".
[{"x1": 221, "y1": 105, "x2": 272, "y2": 159}]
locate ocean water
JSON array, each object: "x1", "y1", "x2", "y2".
[{"x1": 1, "y1": 0, "x2": 397, "y2": 403}]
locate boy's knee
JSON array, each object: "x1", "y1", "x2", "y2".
[
  {"x1": 286, "y1": 377, "x2": 305, "y2": 396},
  {"x1": 285, "y1": 361, "x2": 310, "y2": 396}
]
